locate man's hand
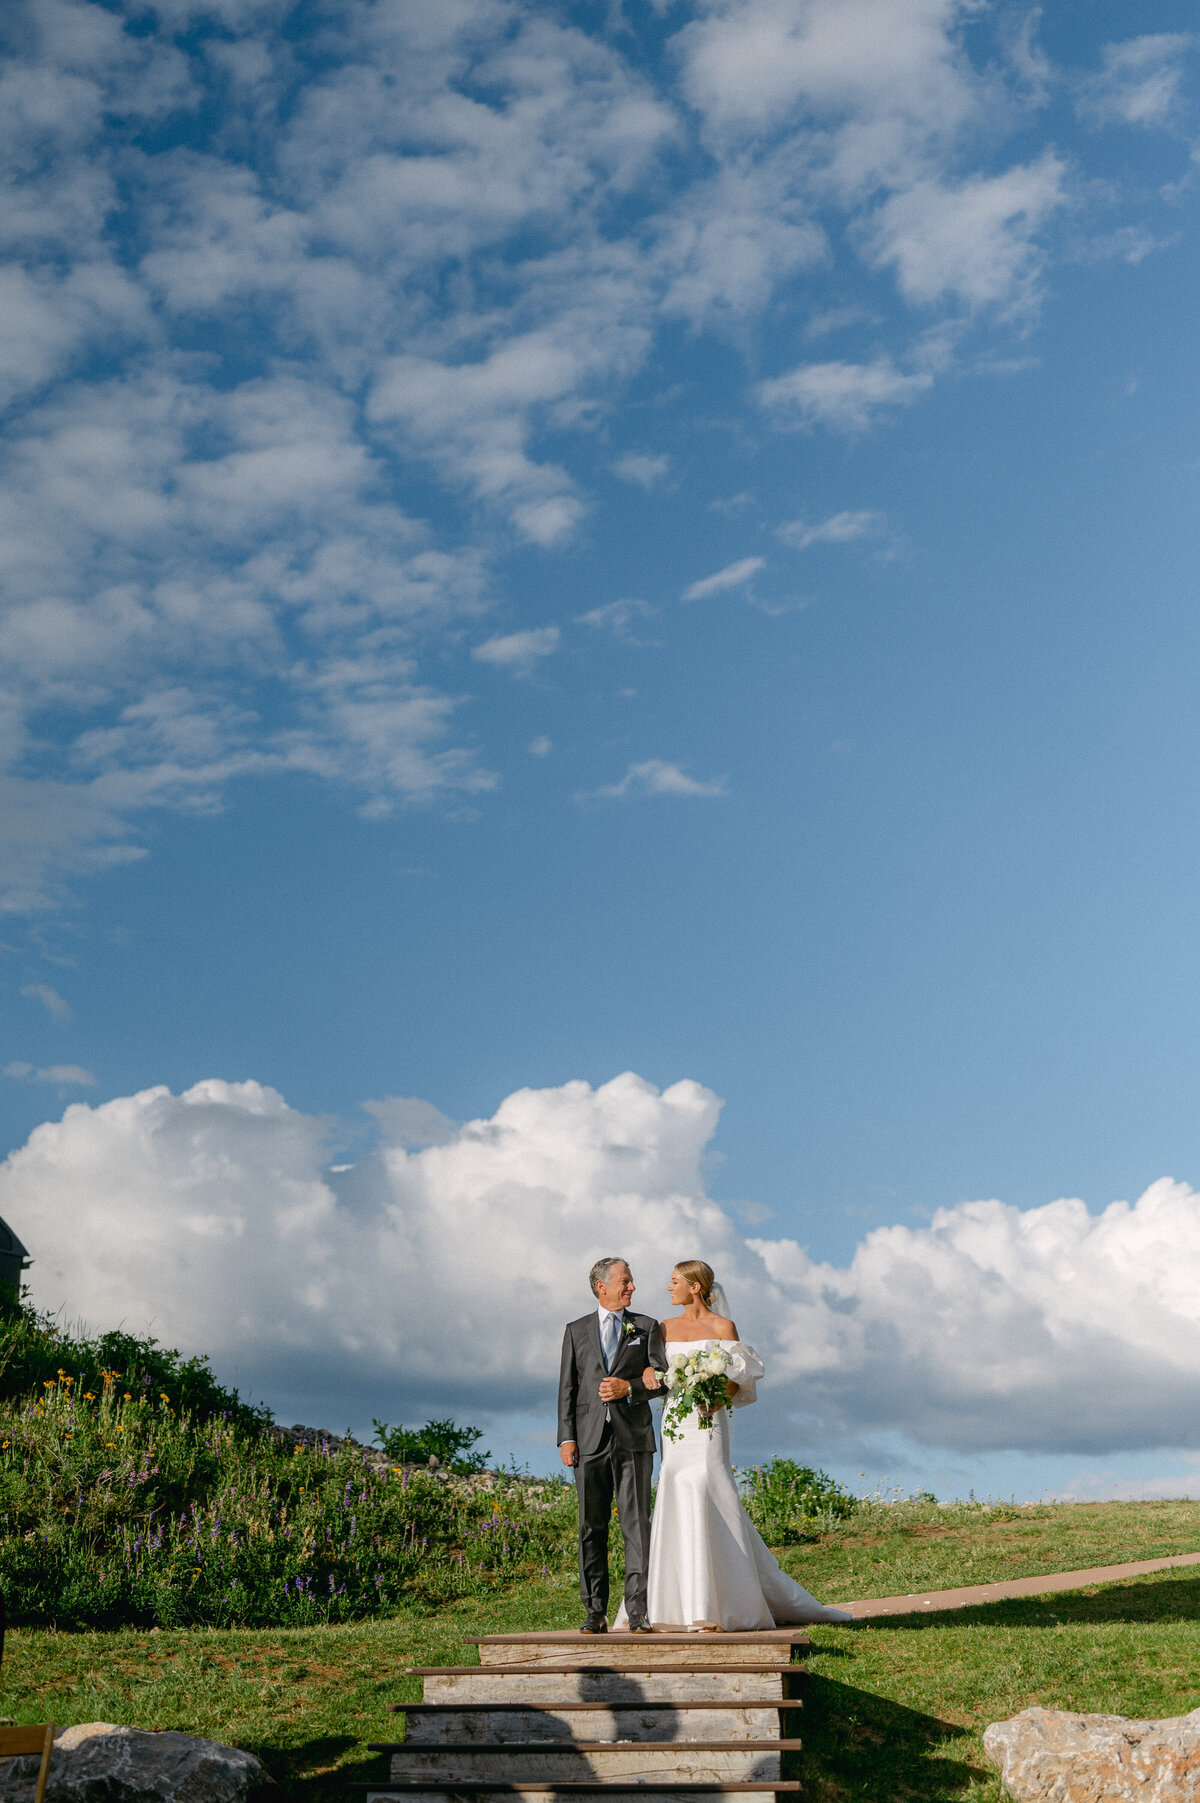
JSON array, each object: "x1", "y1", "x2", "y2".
[
  {"x1": 642, "y1": 1365, "x2": 662, "y2": 1392},
  {"x1": 560, "y1": 1440, "x2": 578, "y2": 1467},
  {"x1": 598, "y1": 1376, "x2": 632, "y2": 1402}
]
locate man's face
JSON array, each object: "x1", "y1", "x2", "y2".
[{"x1": 596, "y1": 1261, "x2": 635, "y2": 1312}]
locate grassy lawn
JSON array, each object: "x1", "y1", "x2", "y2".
[
  {"x1": 779, "y1": 1497, "x2": 1200, "y2": 1601},
  {"x1": 3, "y1": 1502, "x2": 1200, "y2": 1802}
]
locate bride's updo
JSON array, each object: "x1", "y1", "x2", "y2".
[{"x1": 675, "y1": 1259, "x2": 716, "y2": 1306}]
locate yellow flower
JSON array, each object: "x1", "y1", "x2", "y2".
[
  {"x1": 83, "y1": 1393, "x2": 96, "y2": 1401},
  {"x1": 42, "y1": 1380, "x2": 55, "y2": 1389}
]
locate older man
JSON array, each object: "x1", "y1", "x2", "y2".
[{"x1": 558, "y1": 1256, "x2": 667, "y2": 1633}]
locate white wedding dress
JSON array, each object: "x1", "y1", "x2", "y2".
[{"x1": 620, "y1": 1339, "x2": 852, "y2": 1632}]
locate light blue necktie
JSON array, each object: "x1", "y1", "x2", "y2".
[{"x1": 602, "y1": 1311, "x2": 619, "y2": 1371}]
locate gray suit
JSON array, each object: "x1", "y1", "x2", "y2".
[{"x1": 558, "y1": 1309, "x2": 667, "y2": 1620}]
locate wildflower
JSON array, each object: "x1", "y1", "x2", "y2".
[{"x1": 42, "y1": 1380, "x2": 54, "y2": 1389}]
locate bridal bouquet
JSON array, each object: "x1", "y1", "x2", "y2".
[{"x1": 661, "y1": 1345, "x2": 734, "y2": 1442}]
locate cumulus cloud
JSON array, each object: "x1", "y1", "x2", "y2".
[
  {"x1": 8, "y1": 1071, "x2": 1200, "y2": 1463},
  {"x1": 581, "y1": 760, "x2": 729, "y2": 800},
  {"x1": 681, "y1": 557, "x2": 764, "y2": 601},
  {"x1": 757, "y1": 358, "x2": 932, "y2": 430}
]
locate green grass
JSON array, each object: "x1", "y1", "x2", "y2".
[
  {"x1": 2, "y1": 1502, "x2": 1200, "y2": 1803},
  {"x1": 778, "y1": 1496, "x2": 1200, "y2": 1600}
]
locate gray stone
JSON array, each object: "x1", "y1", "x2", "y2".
[
  {"x1": 984, "y1": 1705, "x2": 1200, "y2": 1801},
  {"x1": 0, "y1": 1723, "x2": 270, "y2": 1803}
]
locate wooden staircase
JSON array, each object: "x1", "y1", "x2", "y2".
[{"x1": 367, "y1": 1627, "x2": 808, "y2": 1802}]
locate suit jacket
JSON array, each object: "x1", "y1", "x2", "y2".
[{"x1": 558, "y1": 1309, "x2": 668, "y2": 1457}]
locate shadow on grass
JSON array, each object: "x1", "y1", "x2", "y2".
[
  {"x1": 795, "y1": 1673, "x2": 985, "y2": 1802},
  {"x1": 854, "y1": 1572, "x2": 1200, "y2": 1632},
  {"x1": 242, "y1": 1733, "x2": 375, "y2": 1803}
]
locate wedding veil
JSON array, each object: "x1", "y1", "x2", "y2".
[{"x1": 708, "y1": 1279, "x2": 731, "y2": 1319}]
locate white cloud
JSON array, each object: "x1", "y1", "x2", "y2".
[
  {"x1": 576, "y1": 598, "x2": 657, "y2": 640},
  {"x1": 611, "y1": 453, "x2": 672, "y2": 489},
  {"x1": 681, "y1": 556, "x2": 764, "y2": 601},
  {"x1": 582, "y1": 760, "x2": 729, "y2": 800},
  {"x1": 362, "y1": 1095, "x2": 458, "y2": 1150},
  {"x1": 778, "y1": 509, "x2": 885, "y2": 549},
  {"x1": 0, "y1": 0, "x2": 1176, "y2": 918},
  {"x1": 20, "y1": 983, "x2": 70, "y2": 1020},
  {"x1": 862, "y1": 156, "x2": 1067, "y2": 311},
  {"x1": 527, "y1": 735, "x2": 552, "y2": 757},
  {"x1": 5, "y1": 1061, "x2": 95, "y2": 1086},
  {"x1": 472, "y1": 626, "x2": 561, "y2": 674},
  {"x1": 671, "y1": 0, "x2": 975, "y2": 149},
  {"x1": 757, "y1": 357, "x2": 932, "y2": 430},
  {"x1": 9, "y1": 1071, "x2": 1200, "y2": 1461},
  {"x1": 1081, "y1": 35, "x2": 1194, "y2": 129}
]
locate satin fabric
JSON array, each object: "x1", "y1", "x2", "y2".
[{"x1": 620, "y1": 1339, "x2": 852, "y2": 1631}]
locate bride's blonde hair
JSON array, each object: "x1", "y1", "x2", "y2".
[{"x1": 674, "y1": 1259, "x2": 716, "y2": 1307}]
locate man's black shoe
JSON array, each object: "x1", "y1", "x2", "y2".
[
  {"x1": 581, "y1": 1612, "x2": 608, "y2": 1634},
  {"x1": 627, "y1": 1613, "x2": 653, "y2": 1633}
]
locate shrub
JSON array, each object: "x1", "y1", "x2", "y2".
[
  {"x1": 372, "y1": 1416, "x2": 491, "y2": 1473},
  {"x1": 741, "y1": 1457, "x2": 858, "y2": 1543},
  {"x1": 0, "y1": 1288, "x2": 268, "y2": 1435}
]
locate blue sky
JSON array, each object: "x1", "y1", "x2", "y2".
[{"x1": 4, "y1": 0, "x2": 1200, "y2": 1497}]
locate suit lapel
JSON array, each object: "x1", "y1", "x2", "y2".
[
  {"x1": 610, "y1": 1310, "x2": 636, "y2": 1371},
  {"x1": 590, "y1": 1311, "x2": 605, "y2": 1369}
]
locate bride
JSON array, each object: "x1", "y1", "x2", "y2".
[{"x1": 622, "y1": 1259, "x2": 851, "y2": 1632}]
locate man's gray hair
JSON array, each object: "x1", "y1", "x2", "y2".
[{"x1": 589, "y1": 1256, "x2": 628, "y2": 1296}]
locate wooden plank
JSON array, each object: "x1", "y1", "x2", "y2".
[
  {"x1": 468, "y1": 1633, "x2": 807, "y2": 1647},
  {"x1": 361, "y1": 1783, "x2": 800, "y2": 1796},
  {"x1": 385, "y1": 1752, "x2": 785, "y2": 1784},
  {"x1": 474, "y1": 1647, "x2": 797, "y2": 1670},
  {"x1": 397, "y1": 1707, "x2": 796, "y2": 1744},
  {"x1": 414, "y1": 1673, "x2": 792, "y2": 1706}
]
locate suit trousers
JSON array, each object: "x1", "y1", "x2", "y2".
[{"x1": 574, "y1": 1421, "x2": 653, "y2": 1618}]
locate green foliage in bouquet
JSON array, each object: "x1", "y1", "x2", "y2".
[
  {"x1": 661, "y1": 1344, "x2": 735, "y2": 1442},
  {"x1": 740, "y1": 1457, "x2": 859, "y2": 1543},
  {"x1": 371, "y1": 1416, "x2": 491, "y2": 1473}
]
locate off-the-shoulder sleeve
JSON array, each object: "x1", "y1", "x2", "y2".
[{"x1": 725, "y1": 1340, "x2": 764, "y2": 1409}]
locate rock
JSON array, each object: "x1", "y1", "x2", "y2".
[
  {"x1": 984, "y1": 1705, "x2": 1200, "y2": 1801},
  {"x1": 0, "y1": 1723, "x2": 271, "y2": 1803}
]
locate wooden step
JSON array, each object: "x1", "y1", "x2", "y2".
[
  {"x1": 363, "y1": 1783, "x2": 800, "y2": 1801},
  {"x1": 398, "y1": 1704, "x2": 800, "y2": 1744},
  {"x1": 468, "y1": 1634, "x2": 806, "y2": 1670},
  {"x1": 409, "y1": 1669, "x2": 797, "y2": 1705},
  {"x1": 380, "y1": 1745, "x2": 798, "y2": 1784}
]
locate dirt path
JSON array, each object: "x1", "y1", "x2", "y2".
[{"x1": 845, "y1": 1549, "x2": 1200, "y2": 1620}]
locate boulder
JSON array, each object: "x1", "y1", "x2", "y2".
[
  {"x1": 0, "y1": 1723, "x2": 270, "y2": 1803},
  {"x1": 984, "y1": 1705, "x2": 1200, "y2": 1801}
]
